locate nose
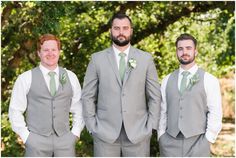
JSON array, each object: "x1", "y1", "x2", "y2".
[
  {"x1": 119, "y1": 28, "x2": 124, "y2": 35},
  {"x1": 48, "y1": 50, "x2": 55, "y2": 55},
  {"x1": 183, "y1": 49, "x2": 188, "y2": 55}
]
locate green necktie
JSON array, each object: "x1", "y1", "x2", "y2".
[
  {"x1": 48, "y1": 71, "x2": 56, "y2": 96},
  {"x1": 119, "y1": 52, "x2": 126, "y2": 82},
  {"x1": 180, "y1": 71, "x2": 190, "y2": 94}
]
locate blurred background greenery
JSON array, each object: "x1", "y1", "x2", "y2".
[{"x1": 1, "y1": 1, "x2": 235, "y2": 157}]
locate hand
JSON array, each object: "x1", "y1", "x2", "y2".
[{"x1": 17, "y1": 135, "x2": 24, "y2": 145}]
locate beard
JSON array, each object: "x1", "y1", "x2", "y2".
[
  {"x1": 178, "y1": 54, "x2": 195, "y2": 65},
  {"x1": 111, "y1": 33, "x2": 132, "y2": 46}
]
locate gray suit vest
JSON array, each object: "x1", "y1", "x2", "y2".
[
  {"x1": 26, "y1": 67, "x2": 73, "y2": 136},
  {"x1": 166, "y1": 68, "x2": 207, "y2": 138}
]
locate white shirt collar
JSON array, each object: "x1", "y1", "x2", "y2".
[
  {"x1": 179, "y1": 64, "x2": 198, "y2": 76},
  {"x1": 39, "y1": 63, "x2": 59, "y2": 76},
  {"x1": 112, "y1": 45, "x2": 130, "y2": 57}
]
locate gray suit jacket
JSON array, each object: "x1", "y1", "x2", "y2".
[{"x1": 82, "y1": 46, "x2": 161, "y2": 144}]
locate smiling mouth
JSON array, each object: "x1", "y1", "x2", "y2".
[
  {"x1": 181, "y1": 55, "x2": 190, "y2": 59},
  {"x1": 46, "y1": 56, "x2": 55, "y2": 60}
]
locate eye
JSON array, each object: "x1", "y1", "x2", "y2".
[
  {"x1": 177, "y1": 47, "x2": 183, "y2": 51},
  {"x1": 113, "y1": 26, "x2": 120, "y2": 31},
  {"x1": 186, "y1": 46, "x2": 192, "y2": 50},
  {"x1": 43, "y1": 49, "x2": 49, "y2": 52},
  {"x1": 123, "y1": 26, "x2": 130, "y2": 30}
]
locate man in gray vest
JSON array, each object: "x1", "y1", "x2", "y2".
[
  {"x1": 158, "y1": 33, "x2": 222, "y2": 156},
  {"x1": 9, "y1": 34, "x2": 84, "y2": 157},
  {"x1": 82, "y1": 13, "x2": 161, "y2": 156}
]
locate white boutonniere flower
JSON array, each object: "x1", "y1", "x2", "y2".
[
  {"x1": 60, "y1": 72, "x2": 67, "y2": 89},
  {"x1": 128, "y1": 58, "x2": 137, "y2": 69},
  {"x1": 187, "y1": 73, "x2": 200, "y2": 90}
]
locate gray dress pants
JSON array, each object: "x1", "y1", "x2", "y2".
[
  {"x1": 159, "y1": 132, "x2": 210, "y2": 157},
  {"x1": 25, "y1": 131, "x2": 78, "y2": 157},
  {"x1": 93, "y1": 125, "x2": 151, "y2": 157}
]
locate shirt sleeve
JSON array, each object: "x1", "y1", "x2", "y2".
[
  {"x1": 204, "y1": 72, "x2": 223, "y2": 143},
  {"x1": 158, "y1": 74, "x2": 170, "y2": 140},
  {"x1": 67, "y1": 70, "x2": 85, "y2": 137},
  {"x1": 8, "y1": 71, "x2": 31, "y2": 143}
]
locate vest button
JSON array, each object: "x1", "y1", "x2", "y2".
[
  {"x1": 180, "y1": 107, "x2": 183, "y2": 110},
  {"x1": 179, "y1": 115, "x2": 183, "y2": 119}
]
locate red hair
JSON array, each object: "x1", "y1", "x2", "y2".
[{"x1": 37, "y1": 34, "x2": 61, "y2": 51}]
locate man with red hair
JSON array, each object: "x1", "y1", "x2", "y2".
[{"x1": 9, "y1": 34, "x2": 84, "y2": 157}]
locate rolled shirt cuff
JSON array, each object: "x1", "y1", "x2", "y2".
[
  {"x1": 71, "y1": 123, "x2": 84, "y2": 137},
  {"x1": 157, "y1": 130, "x2": 166, "y2": 140},
  {"x1": 205, "y1": 130, "x2": 218, "y2": 143},
  {"x1": 19, "y1": 128, "x2": 30, "y2": 144}
]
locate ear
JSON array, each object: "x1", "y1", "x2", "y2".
[
  {"x1": 195, "y1": 49, "x2": 198, "y2": 56},
  {"x1": 175, "y1": 50, "x2": 178, "y2": 58},
  {"x1": 37, "y1": 51, "x2": 40, "y2": 57}
]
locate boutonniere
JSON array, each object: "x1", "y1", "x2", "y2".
[
  {"x1": 128, "y1": 58, "x2": 137, "y2": 69},
  {"x1": 60, "y1": 72, "x2": 67, "y2": 89},
  {"x1": 187, "y1": 73, "x2": 200, "y2": 90}
]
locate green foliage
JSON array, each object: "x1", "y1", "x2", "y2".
[
  {"x1": 1, "y1": 113, "x2": 24, "y2": 157},
  {"x1": 75, "y1": 130, "x2": 93, "y2": 156},
  {"x1": 1, "y1": 1, "x2": 234, "y2": 156}
]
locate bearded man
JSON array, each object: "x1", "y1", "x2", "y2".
[
  {"x1": 158, "y1": 33, "x2": 222, "y2": 157},
  {"x1": 82, "y1": 13, "x2": 161, "y2": 157}
]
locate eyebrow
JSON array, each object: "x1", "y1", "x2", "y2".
[
  {"x1": 112, "y1": 25, "x2": 130, "y2": 28},
  {"x1": 178, "y1": 46, "x2": 193, "y2": 48}
]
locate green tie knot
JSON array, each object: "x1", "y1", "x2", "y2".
[
  {"x1": 182, "y1": 71, "x2": 190, "y2": 77},
  {"x1": 48, "y1": 71, "x2": 56, "y2": 77},
  {"x1": 48, "y1": 71, "x2": 56, "y2": 96},
  {"x1": 119, "y1": 52, "x2": 126, "y2": 58}
]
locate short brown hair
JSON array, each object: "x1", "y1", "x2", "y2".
[
  {"x1": 175, "y1": 33, "x2": 197, "y2": 48},
  {"x1": 110, "y1": 13, "x2": 133, "y2": 28},
  {"x1": 37, "y1": 34, "x2": 61, "y2": 51}
]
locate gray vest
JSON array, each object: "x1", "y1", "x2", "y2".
[
  {"x1": 26, "y1": 67, "x2": 73, "y2": 136},
  {"x1": 166, "y1": 68, "x2": 207, "y2": 138}
]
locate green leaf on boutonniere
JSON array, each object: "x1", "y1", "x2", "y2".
[
  {"x1": 187, "y1": 73, "x2": 200, "y2": 90},
  {"x1": 128, "y1": 58, "x2": 137, "y2": 69},
  {"x1": 60, "y1": 72, "x2": 67, "y2": 89}
]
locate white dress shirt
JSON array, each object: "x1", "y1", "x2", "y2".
[
  {"x1": 112, "y1": 45, "x2": 130, "y2": 69},
  {"x1": 8, "y1": 64, "x2": 85, "y2": 143},
  {"x1": 158, "y1": 64, "x2": 222, "y2": 143}
]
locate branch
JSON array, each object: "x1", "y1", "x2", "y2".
[
  {"x1": 1, "y1": 2, "x2": 21, "y2": 28},
  {"x1": 97, "y1": 1, "x2": 143, "y2": 35},
  {"x1": 132, "y1": 1, "x2": 234, "y2": 44}
]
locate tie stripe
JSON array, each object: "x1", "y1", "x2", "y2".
[
  {"x1": 119, "y1": 52, "x2": 126, "y2": 82},
  {"x1": 180, "y1": 71, "x2": 190, "y2": 94},
  {"x1": 48, "y1": 71, "x2": 56, "y2": 96}
]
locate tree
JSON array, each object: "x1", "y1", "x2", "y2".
[{"x1": 1, "y1": 1, "x2": 234, "y2": 156}]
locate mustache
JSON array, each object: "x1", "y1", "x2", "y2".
[
  {"x1": 117, "y1": 35, "x2": 126, "y2": 38},
  {"x1": 181, "y1": 54, "x2": 190, "y2": 58}
]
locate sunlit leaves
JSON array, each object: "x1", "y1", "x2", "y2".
[{"x1": 1, "y1": 1, "x2": 234, "y2": 156}]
